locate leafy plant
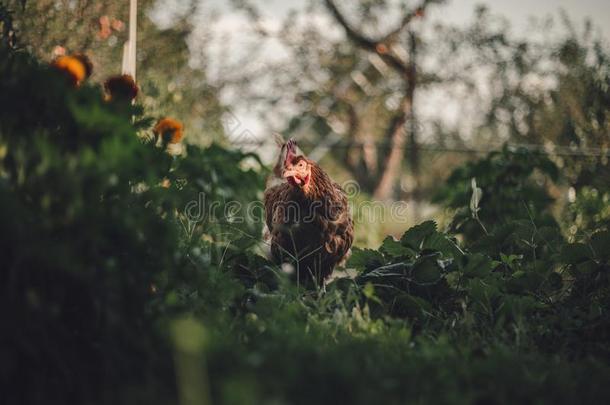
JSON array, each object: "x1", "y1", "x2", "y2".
[
  {"x1": 0, "y1": 42, "x2": 265, "y2": 403},
  {"x1": 435, "y1": 145, "x2": 560, "y2": 245}
]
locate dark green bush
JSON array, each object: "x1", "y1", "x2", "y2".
[{"x1": 0, "y1": 41, "x2": 265, "y2": 403}]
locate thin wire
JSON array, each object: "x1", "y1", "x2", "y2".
[{"x1": 231, "y1": 138, "x2": 610, "y2": 158}]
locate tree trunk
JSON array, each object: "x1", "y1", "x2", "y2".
[
  {"x1": 373, "y1": 96, "x2": 411, "y2": 200},
  {"x1": 374, "y1": 32, "x2": 417, "y2": 201}
]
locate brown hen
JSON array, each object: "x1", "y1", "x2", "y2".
[{"x1": 264, "y1": 139, "x2": 354, "y2": 285}]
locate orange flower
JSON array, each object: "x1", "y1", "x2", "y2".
[
  {"x1": 103, "y1": 74, "x2": 139, "y2": 101},
  {"x1": 73, "y1": 53, "x2": 93, "y2": 77},
  {"x1": 51, "y1": 53, "x2": 93, "y2": 86},
  {"x1": 153, "y1": 117, "x2": 184, "y2": 144},
  {"x1": 160, "y1": 178, "x2": 171, "y2": 188}
]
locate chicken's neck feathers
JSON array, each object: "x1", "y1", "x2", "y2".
[{"x1": 304, "y1": 162, "x2": 339, "y2": 200}]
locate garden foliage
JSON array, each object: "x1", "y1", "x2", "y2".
[{"x1": 1, "y1": 20, "x2": 610, "y2": 404}]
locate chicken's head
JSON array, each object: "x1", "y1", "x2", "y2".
[{"x1": 282, "y1": 139, "x2": 312, "y2": 190}]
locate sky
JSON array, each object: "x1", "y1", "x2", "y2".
[
  {"x1": 440, "y1": 0, "x2": 610, "y2": 36},
  {"x1": 201, "y1": 0, "x2": 610, "y2": 39}
]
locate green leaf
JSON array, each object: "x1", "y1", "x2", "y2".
[
  {"x1": 380, "y1": 236, "x2": 416, "y2": 258},
  {"x1": 401, "y1": 220, "x2": 437, "y2": 250},
  {"x1": 507, "y1": 271, "x2": 544, "y2": 294},
  {"x1": 362, "y1": 282, "x2": 381, "y2": 304},
  {"x1": 412, "y1": 258, "x2": 442, "y2": 284},
  {"x1": 422, "y1": 232, "x2": 463, "y2": 258},
  {"x1": 591, "y1": 231, "x2": 610, "y2": 261},
  {"x1": 559, "y1": 243, "x2": 593, "y2": 264},
  {"x1": 392, "y1": 294, "x2": 432, "y2": 318},
  {"x1": 462, "y1": 253, "x2": 493, "y2": 278},
  {"x1": 536, "y1": 226, "x2": 564, "y2": 246},
  {"x1": 347, "y1": 247, "x2": 385, "y2": 272},
  {"x1": 466, "y1": 278, "x2": 500, "y2": 304},
  {"x1": 499, "y1": 253, "x2": 523, "y2": 269},
  {"x1": 327, "y1": 277, "x2": 356, "y2": 294},
  {"x1": 575, "y1": 260, "x2": 599, "y2": 275}
]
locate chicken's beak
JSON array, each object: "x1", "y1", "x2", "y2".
[{"x1": 283, "y1": 169, "x2": 302, "y2": 185}]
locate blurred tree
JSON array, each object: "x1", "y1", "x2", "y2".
[{"x1": 433, "y1": 7, "x2": 610, "y2": 186}]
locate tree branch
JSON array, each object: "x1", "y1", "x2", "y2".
[
  {"x1": 324, "y1": 0, "x2": 436, "y2": 72},
  {"x1": 381, "y1": 3, "x2": 431, "y2": 42},
  {"x1": 324, "y1": 0, "x2": 376, "y2": 49}
]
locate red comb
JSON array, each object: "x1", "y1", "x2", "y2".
[{"x1": 284, "y1": 139, "x2": 297, "y2": 166}]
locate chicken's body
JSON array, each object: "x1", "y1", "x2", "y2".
[{"x1": 264, "y1": 140, "x2": 353, "y2": 285}]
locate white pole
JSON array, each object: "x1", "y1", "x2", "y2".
[
  {"x1": 122, "y1": 0, "x2": 137, "y2": 80},
  {"x1": 121, "y1": 41, "x2": 129, "y2": 74}
]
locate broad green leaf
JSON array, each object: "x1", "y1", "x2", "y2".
[
  {"x1": 467, "y1": 276, "x2": 502, "y2": 305},
  {"x1": 462, "y1": 253, "x2": 493, "y2": 278},
  {"x1": 392, "y1": 294, "x2": 432, "y2": 318},
  {"x1": 347, "y1": 247, "x2": 385, "y2": 272},
  {"x1": 423, "y1": 232, "x2": 463, "y2": 258},
  {"x1": 380, "y1": 236, "x2": 416, "y2": 258},
  {"x1": 401, "y1": 220, "x2": 437, "y2": 249},
  {"x1": 412, "y1": 258, "x2": 442, "y2": 284}
]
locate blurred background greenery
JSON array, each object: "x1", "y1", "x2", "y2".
[{"x1": 7, "y1": 0, "x2": 609, "y2": 246}]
